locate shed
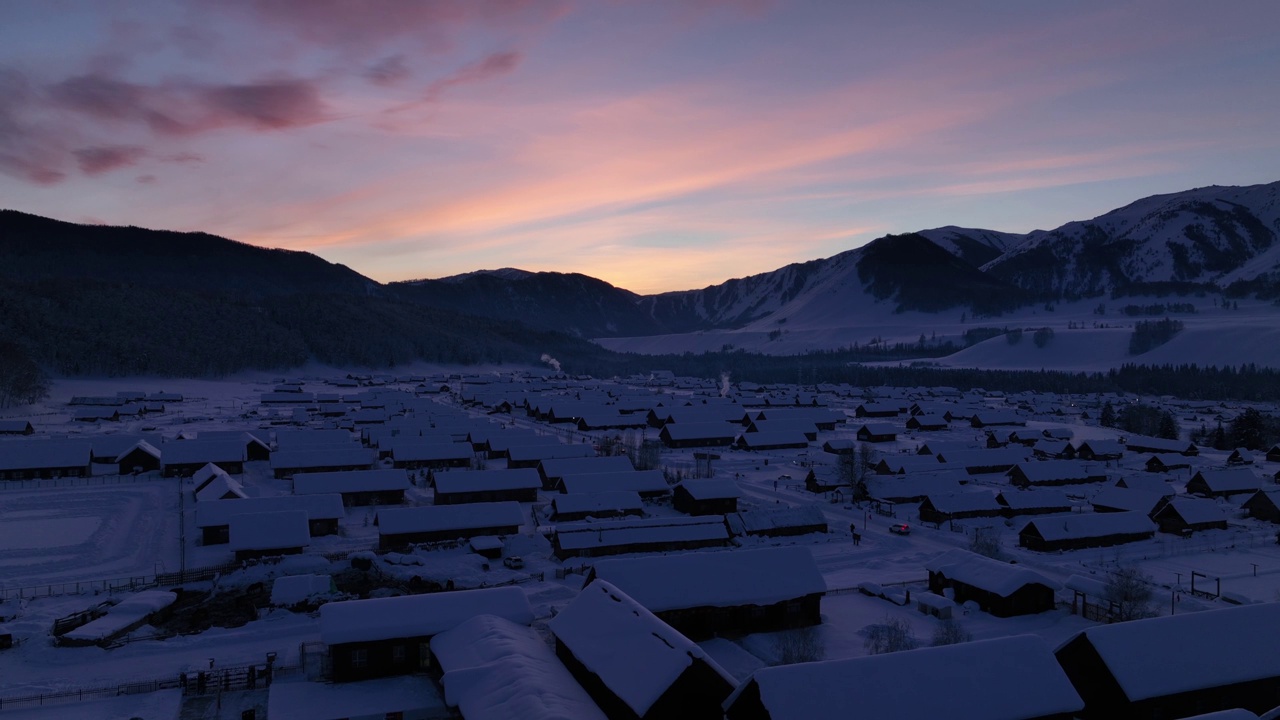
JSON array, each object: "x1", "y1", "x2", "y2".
[
  {"x1": 1151, "y1": 496, "x2": 1229, "y2": 535},
  {"x1": 918, "y1": 492, "x2": 1003, "y2": 524},
  {"x1": 1007, "y1": 460, "x2": 1108, "y2": 488},
  {"x1": 539, "y1": 455, "x2": 634, "y2": 490},
  {"x1": 552, "y1": 516, "x2": 730, "y2": 559},
  {"x1": 550, "y1": 491, "x2": 645, "y2": 522},
  {"x1": 1186, "y1": 468, "x2": 1264, "y2": 498},
  {"x1": 194, "y1": 494, "x2": 345, "y2": 545},
  {"x1": 1241, "y1": 488, "x2": 1280, "y2": 524},
  {"x1": 556, "y1": 470, "x2": 670, "y2": 498},
  {"x1": 854, "y1": 423, "x2": 898, "y2": 443}
]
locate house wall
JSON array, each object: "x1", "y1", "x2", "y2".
[
  {"x1": 330, "y1": 637, "x2": 430, "y2": 683},
  {"x1": 433, "y1": 487, "x2": 537, "y2": 505}
]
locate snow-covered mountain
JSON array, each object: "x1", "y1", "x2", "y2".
[{"x1": 982, "y1": 183, "x2": 1280, "y2": 298}]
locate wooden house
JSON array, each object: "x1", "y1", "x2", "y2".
[
  {"x1": 551, "y1": 491, "x2": 645, "y2": 522},
  {"x1": 854, "y1": 423, "x2": 898, "y2": 443},
  {"x1": 1186, "y1": 468, "x2": 1264, "y2": 498},
  {"x1": 1019, "y1": 512, "x2": 1156, "y2": 552},
  {"x1": 229, "y1": 510, "x2": 310, "y2": 561},
  {"x1": 376, "y1": 501, "x2": 523, "y2": 549},
  {"x1": 1074, "y1": 439, "x2": 1124, "y2": 461},
  {"x1": 270, "y1": 446, "x2": 376, "y2": 479},
  {"x1": 0, "y1": 439, "x2": 92, "y2": 480},
  {"x1": 1089, "y1": 487, "x2": 1165, "y2": 516},
  {"x1": 1145, "y1": 453, "x2": 1192, "y2": 473},
  {"x1": 1151, "y1": 496, "x2": 1228, "y2": 535},
  {"x1": 996, "y1": 488, "x2": 1074, "y2": 517},
  {"x1": 724, "y1": 635, "x2": 1082, "y2": 720},
  {"x1": 430, "y1": 615, "x2": 606, "y2": 720},
  {"x1": 926, "y1": 549, "x2": 1058, "y2": 617},
  {"x1": 320, "y1": 587, "x2": 533, "y2": 683},
  {"x1": 673, "y1": 479, "x2": 740, "y2": 516},
  {"x1": 432, "y1": 467, "x2": 541, "y2": 505},
  {"x1": 388, "y1": 439, "x2": 472, "y2": 470},
  {"x1": 556, "y1": 470, "x2": 670, "y2": 498},
  {"x1": 1124, "y1": 435, "x2": 1198, "y2": 456},
  {"x1": 0, "y1": 420, "x2": 34, "y2": 435},
  {"x1": 505, "y1": 442, "x2": 595, "y2": 468},
  {"x1": 539, "y1": 455, "x2": 633, "y2": 491},
  {"x1": 735, "y1": 430, "x2": 810, "y2": 451},
  {"x1": 726, "y1": 505, "x2": 828, "y2": 538},
  {"x1": 194, "y1": 494, "x2": 345, "y2": 545},
  {"x1": 935, "y1": 447, "x2": 1030, "y2": 475},
  {"x1": 1268, "y1": 444, "x2": 1280, "y2": 463},
  {"x1": 1241, "y1": 488, "x2": 1280, "y2": 523},
  {"x1": 292, "y1": 468, "x2": 410, "y2": 506},
  {"x1": 1055, "y1": 603, "x2": 1280, "y2": 719},
  {"x1": 160, "y1": 439, "x2": 248, "y2": 477},
  {"x1": 658, "y1": 422, "x2": 739, "y2": 449},
  {"x1": 803, "y1": 465, "x2": 847, "y2": 493},
  {"x1": 905, "y1": 414, "x2": 947, "y2": 431},
  {"x1": 969, "y1": 410, "x2": 1025, "y2": 428},
  {"x1": 549, "y1": 581, "x2": 737, "y2": 720},
  {"x1": 115, "y1": 440, "x2": 162, "y2": 475},
  {"x1": 1226, "y1": 448, "x2": 1255, "y2": 465},
  {"x1": 918, "y1": 492, "x2": 1003, "y2": 524},
  {"x1": 1007, "y1": 460, "x2": 1108, "y2": 488},
  {"x1": 854, "y1": 402, "x2": 900, "y2": 418},
  {"x1": 585, "y1": 547, "x2": 824, "y2": 639},
  {"x1": 552, "y1": 516, "x2": 730, "y2": 559}
]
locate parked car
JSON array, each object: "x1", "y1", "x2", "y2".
[
  {"x1": 503, "y1": 556, "x2": 524, "y2": 569},
  {"x1": 889, "y1": 523, "x2": 911, "y2": 535}
]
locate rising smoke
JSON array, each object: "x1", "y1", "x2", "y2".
[{"x1": 540, "y1": 353, "x2": 562, "y2": 372}]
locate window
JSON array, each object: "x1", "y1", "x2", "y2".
[
  {"x1": 391, "y1": 645, "x2": 406, "y2": 664},
  {"x1": 351, "y1": 648, "x2": 368, "y2": 669}
]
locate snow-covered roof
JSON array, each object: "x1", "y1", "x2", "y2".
[
  {"x1": 161, "y1": 439, "x2": 247, "y2": 465},
  {"x1": 539, "y1": 454, "x2": 634, "y2": 479},
  {"x1": 997, "y1": 487, "x2": 1074, "y2": 510},
  {"x1": 267, "y1": 675, "x2": 446, "y2": 720},
  {"x1": 588, "y1": 546, "x2": 825, "y2": 612},
  {"x1": 727, "y1": 505, "x2": 827, "y2": 535},
  {"x1": 557, "y1": 470, "x2": 670, "y2": 495},
  {"x1": 431, "y1": 615, "x2": 607, "y2": 720},
  {"x1": 726, "y1": 634, "x2": 1082, "y2": 720},
  {"x1": 1089, "y1": 487, "x2": 1164, "y2": 513},
  {"x1": 1022, "y1": 511, "x2": 1156, "y2": 541},
  {"x1": 1155, "y1": 496, "x2": 1228, "y2": 525},
  {"x1": 377, "y1": 502, "x2": 524, "y2": 536},
  {"x1": 292, "y1": 468, "x2": 410, "y2": 495},
  {"x1": 551, "y1": 491, "x2": 644, "y2": 516},
  {"x1": 113, "y1": 439, "x2": 161, "y2": 463},
  {"x1": 0, "y1": 438, "x2": 92, "y2": 471},
  {"x1": 389, "y1": 439, "x2": 473, "y2": 462},
  {"x1": 433, "y1": 468, "x2": 542, "y2": 494},
  {"x1": 923, "y1": 491, "x2": 1002, "y2": 513},
  {"x1": 676, "y1": 478, "x2": 741, "y2": 500},
  {"x1": 194, "y1": 494, "x2": 345, "y2": 527},
  {"x1": 194, "y1": 472, "x2": 247, "y2": 502},
  {"x1": 229, "y1": 510, "x2": 311, "y2": 551},
  {"x1": 925, "y1": 549, "x2": 1059, "y2": 596},
  {"x1": 1010, "y1": 460, "x2": 1106, "y2": 483},
  {"x1": 555, "y1": 515, "x2": 729, "y2": 552},
  {"x1": 1190, "y1": 467, "x2": 1263, "y2": 493},
  {"x1": 505, "y1": 442, "x2": 596, "y2": 463},
  {"x1": 549, "y1": 581, "x2": 736, "y2": 717},
  {"x1": 61, "y1": 590, "x2": 178, "y2": 642},
  {"x1": 269, "y1": 446, "x2": 376, "y2": 471},
  {"x1": 1066, "y1": 602, "x2": 1280, "y2": 702},
  {"x1": 319, "y1": 586, "x2": 533, "y2": 646}
]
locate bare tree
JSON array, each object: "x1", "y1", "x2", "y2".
[
  {"x1": 863, "y1": 616, "x2": 917, "y2": 655},
  {"x1": 969, "y1": 527, "x2": 1002, "y2": 560},
  {"x1": 839, "y1": 442, "x2": 880, "y2": 500},
  {"x1": 930, "y1": 617, "x2": 973, "y2": 647},
  {"x1": 1104, "y1": 565, "x2": 1158, "y2": 621},
  {"x1": 772, "y1": 626, "x2": 825, "y2": 665}
]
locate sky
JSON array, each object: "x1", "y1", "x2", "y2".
[{"x1": 2, "y1": 1, "x2": 1279, "y2": 294}]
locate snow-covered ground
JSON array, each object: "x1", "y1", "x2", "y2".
[
  {"x1": 596, "y1": 294, "x2": 1280, "y2": 370},
  {"x1": 1, "y1": 372, "x2": 1278, "y2": 718}
]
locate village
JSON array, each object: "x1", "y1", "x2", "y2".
[{"x1": 1, "y1": 369, "x2": 1279, "y2": 720}]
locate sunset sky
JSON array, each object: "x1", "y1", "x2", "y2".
[{"x1": 2, "y1": 1, "x2": 1278, "y2": 294}]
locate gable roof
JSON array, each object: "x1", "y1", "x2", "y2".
[
  {"x1": 589, "y1": 547, "x2": 825, "y2": 613},
  {"x1": 320, "y1": 586, "x2": 533, "y2": 646},
  {"x1": 548, "y1": 580, "x2": 735, "y2": 717},
  {"x1": 727, "y1": 634, "x2": 1081, "y2": 720},
  {"x1": 925, "y1": 549, "x2": 1059, "y2": 596}
]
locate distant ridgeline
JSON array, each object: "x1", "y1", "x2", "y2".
[
  {"x1": 0, "y1": 210, "x2": 610, "y2": 379},
  {"x1": 2, "y1": 178, "x2": 1280, "y2": 401}
]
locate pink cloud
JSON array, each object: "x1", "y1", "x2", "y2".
[
  {"x1": 48, "y1": 75, "x2": 327, "y2": 135},
  {"x1": 73, "y1": 144, "x2": 147, "y2": 175},
  {"x1": 365, "y1": 54, "x2": 411, "y2": 86},
  {"x1": 424, "y1": 51, "x2": 522, "y2": 102}
]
